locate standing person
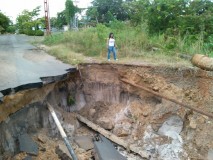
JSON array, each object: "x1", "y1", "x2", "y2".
[{"x1": 107, "y1": 32, "x2": 118, "y2": 61}]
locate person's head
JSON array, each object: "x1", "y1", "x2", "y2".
[{"x1": 109, "y1": 32, "x2": 114, "y2": 38}]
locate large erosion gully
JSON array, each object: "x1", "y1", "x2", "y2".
[{"x1": 0, "y1": 64, "x2": 213, "y2": 159}]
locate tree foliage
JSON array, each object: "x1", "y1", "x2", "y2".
[
  {"x1": 51, "y1": 10, "x2": 67, "y2": 29},
  {"x1": 86, "y1": 0, "x2": 129, "y2": 24},
  {"x1": 16, "y1": 6, "x2": 44, "y2": 36},
  {"x1": 0, "y1": 12, "x2": 10, "y2": 33},
  {"x1": 87, "y1": 0, "x2": 213, "y2": 39},
  {"x1": 86, "y1": 7, "x2": 99, "y2": 24},
  {"x1": 127, "y1": 0, "x2": 213, "y2": 37},
  {"x1": 65, "y1": 0, "x2": 79, "y2": 28}
]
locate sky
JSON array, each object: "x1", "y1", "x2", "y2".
[{"x1": 0, "y1": 0, "x2": 92, "y2": 23}]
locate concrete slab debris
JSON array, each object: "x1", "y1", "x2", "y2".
[
  {"x1": 94, "y1": 134, "x2": 127, "y2": 160},
  {"x1": 74, "y1": 136, "x2": 94, "y2": 151},
  {"x1": 18, "y1": 134, "x2": 38, "y2": 156}
]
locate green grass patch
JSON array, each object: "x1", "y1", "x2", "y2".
[{"x1": 42, "y1": 21, "x2": 212, "y2": 65}]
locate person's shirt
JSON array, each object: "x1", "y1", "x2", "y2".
[{"x1": 108, "y1": 38, "x2": 115, "y2": 47}]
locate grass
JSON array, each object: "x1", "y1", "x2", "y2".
[
  {"x1": 44, "y1": 44, "x2": 86, "y2": 65},
  {"x1": 40, "y1": 22, "x2": 212, "y2": 67}
]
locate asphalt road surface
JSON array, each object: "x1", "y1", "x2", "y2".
[{"x1": 0, "y1": 34, "x2": 74, "y2": 97}]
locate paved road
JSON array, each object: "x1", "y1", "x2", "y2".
[{"x1": 0, "y1": 34, "x2": 74, "y2": 97}]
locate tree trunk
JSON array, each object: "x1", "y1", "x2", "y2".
[{"x1": 191, "y1": 54, "x2": 213, "y2": 71}]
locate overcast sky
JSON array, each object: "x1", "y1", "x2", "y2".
[{"x1": 0, "y1": 0, "x2": 92, "y2": 23}]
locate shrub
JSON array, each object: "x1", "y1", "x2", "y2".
[
  {"x1": 35, "y1": 30, "x2": 44, "y2": 36},
  {"x1": 43, "y1": 33, "x2": 65, "y2": 45},
  {"x1": 24, "y1": 29, "x2": 35, "y2": 36},
  {"x1": 6, "y1": 26, "x2": 16, "y2": 33}
]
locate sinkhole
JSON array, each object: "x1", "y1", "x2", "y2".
[{"x1": 0, "y1": 63, "x2": 213, "y2": 160}]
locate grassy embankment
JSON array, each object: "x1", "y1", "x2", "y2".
[{"x1": 42, "y1": 22, "x2": 212, "y2": 66}]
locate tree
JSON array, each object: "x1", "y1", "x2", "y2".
[
  {"x1": 53, "y1": 10, "x2": 67, "y2": 29},
  {"x1": 126, "y1": 0, "x2": 213, "y2": 40},
  {"x1": 180, "y1": 0, "x2": 213, "y2": 38},
  {"x1": 0, "y1": 12, "x2": 10, "y2": 33},
  {"x1": 86, "y1": 7, "x2": 99, "y2": 24},
  {"x1": 16, "y1": 10, "x2": 32, "y2": 33},
  {"x1": 87, "y1": 0, "x2": 129, "y2": 24},
  {"x1": 6, "y1": 25, "x2": 16, "y2": 33},
  {"x1": 50, "y1": 17, "x2": 57, "y2": 28},
  {"x1": 16, "y1": 6, "x2": 44, "y2": 35},
  {"x1": 65, "y1": 0, "x2": 79, "y2": 29},
  {"x1": 31, "y1": 6, "x2": 41, "y2": 19}
]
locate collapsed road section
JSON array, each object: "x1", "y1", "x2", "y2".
[
  {"x1": 1, "y1": 62, "x2": 213, "y2": 159},
  {"x1": 0, "y1": 34, "x2": 75, "y2": 99}
]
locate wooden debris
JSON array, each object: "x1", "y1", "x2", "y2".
[
  {"x1": 76, "y1": 113, "x2": 151, "y2": 159},
  {"x1": 121, "y1": 78, "x2": 213, "y2": 119}
]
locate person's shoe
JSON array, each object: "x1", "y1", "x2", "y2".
[
  {"x1": 115, "y1": 59, "x2": 118, "y2": 61},
  {"x1": 108, "y1": 59, "x2": 110, "y2": 61}
]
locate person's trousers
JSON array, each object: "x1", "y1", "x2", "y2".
[{"x1": 108, "y1": 46, "x2": 117, "y2": 60}]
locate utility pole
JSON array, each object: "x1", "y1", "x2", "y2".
[{"x1": 44, "y1": 0, "x2": 51, "y2": 35}]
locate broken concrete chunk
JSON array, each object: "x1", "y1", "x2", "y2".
[
  {"x1": 74, "y1": 136, "x2": 94, "y2": 151},
  {"x1": 113, "y1": 128, "x2": 129, "y2": 137},
  {"x1": 37, "y1": 134, "x2": 46, "y2": 144},
  {"x1": 113, "y1": 122, "x2": 132, "y2": 137},
  {"x1": 89, "y1": 108, "x2": 96, "y2": 117},
  {"x1": 158, "y1": 115, "x2": 183, "y2": 139},
  {"x1": 189, "y1": 116, "x2": 197, "y2": 129},
  {"x1": 142, "y1": 110, "x2": 149, "y2": 117},
  {"x1": 55, "y1": 144, "x2": 72, "y2": 160},
  {"x1": 96, "y1": 117, "x2": 114, "y2": 130},
  {"x1": 18, "y1": 134, "x2": 38, "y2": 156},
  {"x1": 153, "y1": 86, "x2": 159, "y2": 91},
  {"x1": 124, "y1": 107, "x2": 133, "y2": 118}
]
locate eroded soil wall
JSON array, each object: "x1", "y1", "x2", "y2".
[{"x1": 78, "y1": 63, "x2": 213, "y2": 159}]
